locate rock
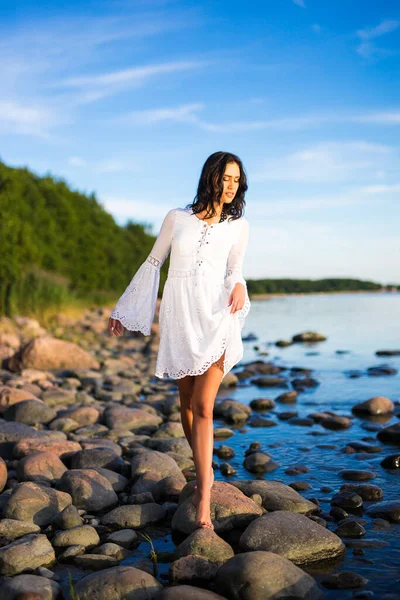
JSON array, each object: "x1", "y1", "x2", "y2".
[
  {"x1": 0, "y1": 534, "x2": 55, "y2": 576},
  {"x1": 0, "y1": 386, "x2": 39, "y2": 414},
  {"x1": 249, "y1": 398, "x2": 276, "y2": 410},
  {"x1": 292, "y1": 331, "x2": 327, "y2": 342},
  {"x1": 4, "y1": 482, "x2": 72, "y2": 526},
  {"x1": 0, "y1": 457, "x2": 7, "y2": 492},
  {"x1": 352, "y1": 396, "x2": 394, "y2": 415},
  {"x1": 58, "y1": 469, "x2": 118, "y2": 512},
  {"x1": 40, "y1": 388, "x2": 78, "y2": 408},
  {"x1": 71, "y1": 448, "x2": 125, "y2": 473},
  {"x1": 150, "y1": 475, "x2": 187, "y2": 503},
  {"x1": 3, "y1": 400, "x2": 57, "y2": 425},
  {"x1": 288, "y1": 417, "x2": 314, "y2": 426},
  {"x1": 232, "y1": 480, "x2": 316, "y2": 513},
  {"x1": 170, "y1": 555, "x2": 220, "y2": 584},
  {"x1": 338, "y1": 470, "x2": 376, "y2": 481},
  {"x1": 101, "y1": 503, "x2": 166, "y2": 529},
  {"x1": 7, "y1": 336, "x2": 100, "y2": 371},
  {"x1": 171, "y1": 481, "x2": 263, "y2": 535},
  {"x1": 73, "y1": 565, "x2": 162, "y2": 599},
  {"x1": 96, "y1": 542, "x2": 129, "y2": 560},
  {"x1": 106, "y1": 529, "x2": 138, "y2": 548},
  {"x1": 60, "y1": 406, "x2": 100, "y2": 426},
  {"x1": 243, "y1": 452, "x2": 279, "y2": 473},
  {"x1": 13, "y1": 439, "x2": 81, "y2": 460},
  {"x1": 214, "y1": 550, "x2": 324, "y2": 599},
  {"x1": 339, "y1": 483, "x2": 383, "y2": 502},
  {"x1": 0, "y1": 421, "x2": 58, "y2": 458},
  {"x1": 334, "y1": 519, "x2": 366, "y2": 538},
  {"x1": 130, "y1": 450, "x2": 185, "y2": 494},
  {"x1": 153, "y1": 585, "x2": 227, "y2": 600},
  {"x1": 17, "y1": 451, "x2": 67, "y2": 483},
  {"x1": 381, "y1": 454, "x2": 400, "y2": 469},
  {"x1": 377, "y1": 422, "x2": 400, "y2": 445},
  {"x1": 240, "y1": 511, "x2": 345, "y2": 564},
  {"x1": 331, "y1": 491, "x2": 363, "y2": 511},
  {"x1": 82, "y1": 439, "x2": 123, "y2": 455},
  {"x1": 0, "y1": 574, "x2": 60, "y2": 600},
  {"x1": 52, "y1": 525, "x2": 100, "y2": 548},
  {"x1": 93, "y1": 468, "x2": 129, "y2": 493},
  {"x1": 52, "y1": 504, "x2": 83, "y2": 529},
  {"x1": 213, "y1": 400, "x2": 252, "y2": 423},
  {"x1": 366, "y1": 500, "x2": 400, "y2": 523},
  {"x1": 0, "y1": 519, "x2": 40, "y2": 541},
  {"x1": 48, "y1": 417, "x2": 80, "y2": 432},
  {"x1": 320, "y1": 415, "x2": 352, "y2": 430},
  {"x1": 275, "y1": 391, "x2": 298, "y2": 404},
  {"x1": 172, "y1": 528, "x2": 234, "y2": 563},
  {"x1": 103, "y1": 406, "x2": 162, "y2": 432},
  {"x1": 320, "y1": 570, "x2": 368, "y2": 589},
  {"x1": 74, "y1": 554, "x2": 120, "y2": 570}
]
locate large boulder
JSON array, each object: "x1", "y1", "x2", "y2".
[
  {"x1": 103, "y1": 406, "x2": 163, "y2": 432},
  {"x1": 73, "y1": 565, "x2": 162, "y2": 600},
  {"x1": 101, "y1": 503, "x2": 167, "y2": 529},
  {"x1": 4, "y1": 481, "x2": 72, "y2": 526},
  {"x1": 240, "y1": 511, "x2": 345, "y2": 564},
  {"x1": 0, "y1": 574, "x2": 60, "y2": 600},
  {"x1": 232, "y1": 480, "x2": 316, "y2": 513},
  {"x1": 7, "y1": 335, "x2": 100, "y2": 371},
  {"x1": 172, "y1": 481, "x2": 263, "y2": 535},
  {"x1": 0, "y1": 534, "x2": 55, "y2": 576},
  {"x1": 3, "y1": 399, "x2": 57, "y2": 425},
  {"x1": 13, "y1": 438, "x2": 81, "y2": 460},
  {"x1": 17, "y1": 451, "x2": 67, "y2": 483},
  {"x1": 214, "y1": 550, "x2": 324, "y2": 599},
  {"x1": 58, "y1": 469, "x2": 118, "y2": 512}
]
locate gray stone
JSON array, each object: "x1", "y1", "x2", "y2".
[
  {"x1": 71, "y1": 448, "x2": 125, "y2": 473},
  {"x1": 52, "y1": 524, "x2": 100, "y2": 548},
  {"x1": 17, "y1": 451, "x2": 67, "y2": 483},
  {"x1": 0, "y1": 519, "x2": 41, "y2": 541},
  {"x1": 214, "y1": 550, "x2": 324, "y2": 599},
  {"x1": 352, "y1": 396, "x2": 394, "y2": 415},
  {"x1": 0, "y1": 574, "x2": 60, "y2": 600},
  {"x1": 101, "y1": 503, "x2": 166, "y2": 529},
  {"x1": 4, "y1": 482, "x2": 72, "y2": 526},
  {"x1": 74, "y1": 565, "x2": 162, "y2": 599},
  {"x1": 0, "y1": 534, "x2": 55, "y2": 576},
  {"x1": 58, "y1": 469, "x2": 118, "y2": 512},
  {"x1": 232, "y1": 480, "x2": 316, "y2": 514},
  {"x1": 240, "y1": 511, "x2": 345, "y2": 564},
  {"x1": 153, "y1": 587, "x2": 227, "y2": 600},
  {"x1": 52, "y1": 504, "x2": 83, "y2": 530},
  {"x1": 172, "y1": 528, "x2": 234, "y2": 563},
  {"x1": 3, "y1": 400, "x2": 57, "y2": 425}
]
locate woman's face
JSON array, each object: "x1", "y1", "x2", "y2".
[{"x1": 221, "y1": 162, "x2": 240, "y2": 204}]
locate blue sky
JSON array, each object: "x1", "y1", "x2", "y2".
[{"x1": 1, "y1": 0, "x2": 399, "y2": 284}]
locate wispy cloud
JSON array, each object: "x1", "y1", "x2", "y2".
[
  {"x1": 252, "y1": 141, "x2": 393, "y2": 184},
  {"x1": 113, "y1": 102, "x2": 204, "y2": 126},
  {"x1": 292, "y1": 0, "x2": 306, "y2": 7},
  {"x1": 356, "y1": 19, "x2": 400, "y2": 59},
  {"x1": 0, "y1": 100, "x2": 68, "y2": 138},
  {"x1": 56, "y1": 61, "x2": 211, "y2": 105}
]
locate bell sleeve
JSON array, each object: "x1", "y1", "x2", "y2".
[
  {"x1": 110, "y1": 208, "x2": 176, "y2": 335},
  {"x1": 224, "y1": 217, "x2": 251, "y2": 327}
]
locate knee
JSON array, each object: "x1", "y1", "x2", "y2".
[{"x1": 192, "y1": 402, "x2": 214, "y2": 420}]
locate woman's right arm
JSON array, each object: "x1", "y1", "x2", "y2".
[{"x1": 108, "y1": 208, "x2": 176, "y2": 336}]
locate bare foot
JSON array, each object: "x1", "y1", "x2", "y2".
[
  {"x1": 191, "y1": 488, "x2": 214, "y2": 530},
  {"x1": 194, "y1": 466, "x2": 214, "y2": 491}
]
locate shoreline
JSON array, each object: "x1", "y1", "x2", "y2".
[{"x1": 250, "y1": 288, "x2": 399, "y2": 300}]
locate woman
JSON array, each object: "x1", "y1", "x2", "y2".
[{"x1": 108, "y1": 151, "x2": 251, "y2": 530}]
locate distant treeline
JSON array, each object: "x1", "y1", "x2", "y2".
[
  {"x1": 0, "y1": 159, "x2": 397, "y2": 319},
  {"x1": 246, "y1": 278, "x2": 395, "y2": 295}
]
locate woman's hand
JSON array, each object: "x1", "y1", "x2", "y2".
[
  {"x1": 228, "y1": 283, "x2": 246, "y2": 314},
  {"x1": 108, "y1": 317, "x2": 124, "y2": 336}
]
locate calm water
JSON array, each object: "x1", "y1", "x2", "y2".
[{"x1": 123, "y1": 292, "x2": 400, "y2": 598}]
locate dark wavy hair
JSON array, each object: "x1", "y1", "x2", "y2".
[{"x1": 186, "y1": 151, "x2": 248, "y2": 222}]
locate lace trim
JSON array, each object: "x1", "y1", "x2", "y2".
[
  {"x1": 147, "y1": 254, "x2": 160, "y2": 267},
  {"x1": 108, "y1": 312, "x2": 152, "y2": 336}
]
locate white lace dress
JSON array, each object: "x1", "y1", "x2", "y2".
[{"x1": 110, "y1": 207, "x2": 251, "y2": 379}]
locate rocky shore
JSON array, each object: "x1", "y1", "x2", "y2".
[{"x1": 0, "y1": 310, "x2": 399, "y2": 599}]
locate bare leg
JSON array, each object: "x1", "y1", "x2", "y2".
[
  {"x1": 176, "y1": 374, "x2": 214, "y2": 488},
  {"x1": 191, "y1": 349, "x2": 226, "y2": 529}
]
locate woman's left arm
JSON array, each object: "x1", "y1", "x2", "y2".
[{"x1": 225, "y1": 218, "x2": 250, "y2": 314}]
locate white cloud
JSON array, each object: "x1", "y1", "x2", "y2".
[
  {"x1": 356, "y1": 19, "x2": 400, "y2": 59},
  {"x1": 68, "y1": 156, "x2": 87, "y2": 167},
  {"x1": 0, "y1": 100, "x2": 65, "y2": 138},
  {"x1": 251, "y1": 141, "x2": 393, "y2": 184},
  {"x1": 113, "y1": 103, "x2": 204, "y2": 126},
  {"x1": 292, "y1": 0, "x2": 306, "y2": 7},
  {"x1": 55, "y1": 61, "x2": 211, "y2": 105}
]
